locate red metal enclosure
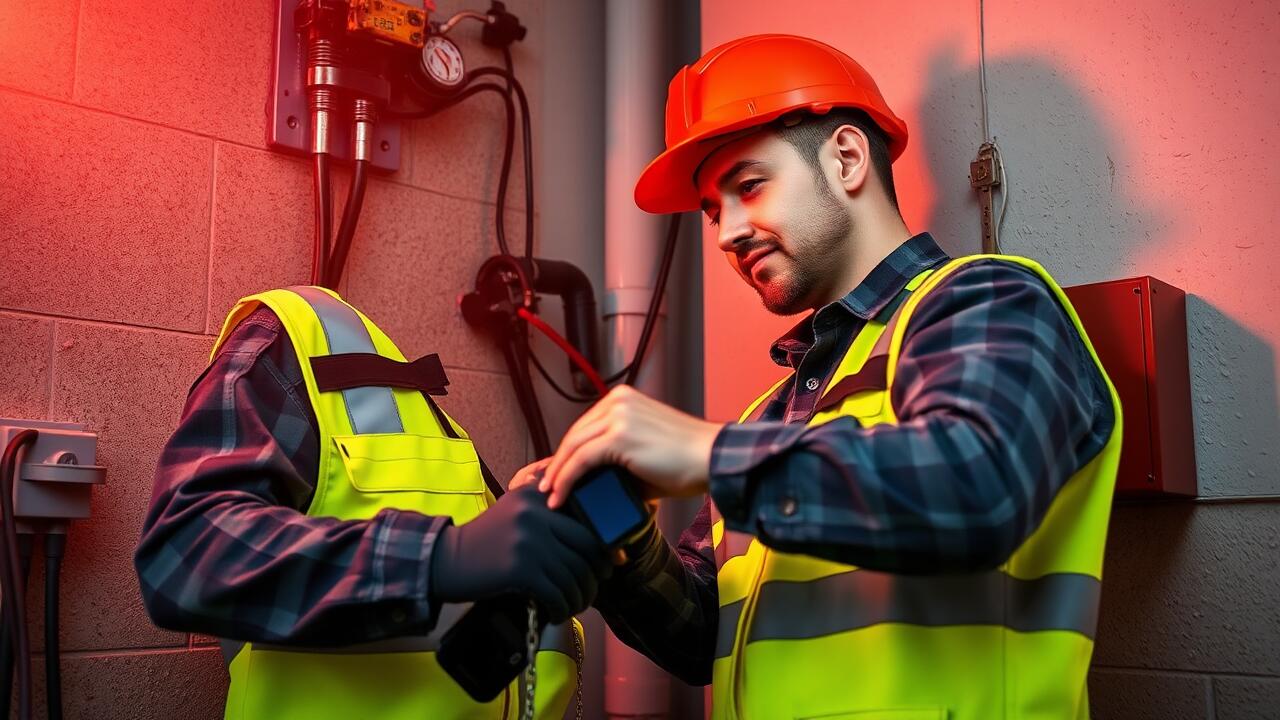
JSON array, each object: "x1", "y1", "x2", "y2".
[{"x1": 1064, "y1": 276, "x2": 1198, "y2": 498}]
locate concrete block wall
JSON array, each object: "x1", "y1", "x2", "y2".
[
  {"x1": 0, "y1": 0, "x2": 549, "y2": 716},
  {"x1": 700, "y1": 1, "x2": 1280, "y2": 718}
]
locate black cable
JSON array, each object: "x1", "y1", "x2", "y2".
[
  {"x1": 397, "y1": 64, "x2": 555, "y2": 438},
  {"x1": 453, "y1": 65, "x2": 554, "y2": 443},
  {"x1": 44, "y1": 532, "x2": 65, "y2": 720},
  {"x1": 498, "y1": 48, "x2": 534, "y2": 261},
  {"x1": 1, "y1": 430, "x2": 37, "y2": 720},
  {"x1": 471, "y1": 63, "x2": 555, "y2": 454},
  {"x1": 0, "y1": 532, "x2": 32, "y2": 720},
  {"x1": 621, "y1": 213, "x2": 681, "y2": 386},
  {"x1": 500, "y1": 328, "x2": 552, "y2": 457},
  {"x1": 468, "y1": 66, "x2": 534, "y2": 260},
  {"x1": 474, "y1": 64, "x2": 678, "y2": 396},
  {"x1": 605, "y1": 213, "x2": 682, "y2": 386},
  {"x1": 529, "y1": 350, "x2": 595, "y2": 403},
  {"x1": 325, "y1": 158, "x2": 370, "y2": 288},
  {"x1": 388, "y1": 82, "x2": 518, "y2": 257},
  {"x1": 311, "y1": 153, "x2": 332, "y2": 285},
  {"x1": 386, "y1": 79, "x2": 509, "y2": 120}
]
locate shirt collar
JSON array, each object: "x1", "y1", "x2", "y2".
[{"x1": 768, "y1": 232, "x2": 951, "y2": 368}]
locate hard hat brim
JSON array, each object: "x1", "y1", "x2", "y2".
[
  {"x1": 633, "y1": 104, "x2": 908, "y2": 215},
  {"x1": 633, "y1": 136, "x2": 738, "y2": 215}
]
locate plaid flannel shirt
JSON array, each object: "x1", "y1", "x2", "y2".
[
  {"x1": 593, "y1": 233, "x2": 1115, "y2": 685},
  {"x1": 135, "y1": 309, "x2": 450, "y2": 645}
]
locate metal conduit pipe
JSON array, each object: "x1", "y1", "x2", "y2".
[{"x1": 603, "y1": 1, "x2": 670, "y2": 717}]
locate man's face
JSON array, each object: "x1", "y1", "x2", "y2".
[{"x1": 696, "y1": 130, "x2": 852, "y2": 316}]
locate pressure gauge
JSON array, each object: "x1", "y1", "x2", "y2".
[{"x1": 419, "y1": 35, "x2": 466, "y2": 94}]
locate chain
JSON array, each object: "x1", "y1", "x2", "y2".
[
  {"x1": 572, "y1": 620, "x2": 584, "y2": 720},
  {"x1": 521, "y1": 605, "x2": 585, "y2": 720},
  {"x1": 522, "y1": 601, "x2": 538, "y2": 720}
]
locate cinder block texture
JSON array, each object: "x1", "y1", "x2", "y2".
[
  {"x1": 0, "y1": 313, "x2": 53, "y2": 419},
  {"x1": 0, "y1": 0, "x2": 563, "y2": 715},
  {"x1": 1095, "y1": 503, "x2": 1280, "y2": 676},
  {"x1": 1186, "y1": 296, "x2": 1280, "y2": 496},
  {"x1": 436, "y1": 368, "x2": 530, "y2": 488},
  {"x1": 74, "y1": 0, "x2": 273, "y2": 148},
  {"x1": 26, "y1": 649, "x2": 226, "y2": 720},
  {"x1": 205, "y1": 143, "x2": 314, "y2": 333},
  {"x1": 0, "y1": 90, "x2": 213, "y2": 332},
  {"x1": 46, "y1": 321, "x2": 212, "y2": 651},
  {"x1": 0, "y1": 0, "x2": 77, "y2": 99},
  {"x1": 406, "y1": 86, "x2": 532, "y2": 213},
  {"x1": 1088, "y1": 669, "x2": 1210, "y2": 720},
  {"x1": 342, "y1": 180, "x2": 514, "y2": 374},
  {"x1": 1214, "y1": 676, "x2": 1280, "y2": 720}
]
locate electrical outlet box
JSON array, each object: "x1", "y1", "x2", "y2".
[
  {"x1": 269, "y1": 0, "x2": 404, "y2": 172},
  {"x1": 1063, "y1": 277, "x2": 1197, "y2": 499},
  {"x1": 0, "y1": 419, "x2": 105, "y2": 523}
]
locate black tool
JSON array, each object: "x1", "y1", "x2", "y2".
[{"x1": 437, "y1": 465, "x2": 649, "y2": 701}]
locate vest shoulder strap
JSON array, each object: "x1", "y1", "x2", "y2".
[
  {"x1": 211, "y1": 286, "x2": 467, "y2": 440},
  {"x1": 881, "y1": 253, "x2": 1116, "y2": 424},
  {"x1": 738, "y1": 373, "x2": 793, "y2": 424}
]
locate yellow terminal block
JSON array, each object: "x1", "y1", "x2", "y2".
[{"x1": 348, "y1": 0, "x2": 433, "y2": 49}]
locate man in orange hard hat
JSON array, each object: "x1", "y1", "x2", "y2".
[{"x1": 516, "y1": 34, "x2": 1122, "y2": 719}]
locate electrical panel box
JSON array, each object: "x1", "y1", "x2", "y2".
[
  {"x1": 269, "y1": 0, "x2": 404, "y2": 172},
  {"x1": 1063, "y1": 276, "x2": 1197, "y2": 499}
]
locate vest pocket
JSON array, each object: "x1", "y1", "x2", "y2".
[
  {"x1": 332, "y1": 433, "x2": 486, "y2": 494},
  {"x1": 331, "y1": 433, "x2": 489, "y2": 524}
]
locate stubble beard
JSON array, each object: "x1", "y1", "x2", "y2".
[{"x1": 755, "y1": 183, "x2": 853, "y2": 316}]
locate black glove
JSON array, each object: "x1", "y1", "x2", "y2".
[{"x1": 430, "y1": 484, "x2": 610, "y2": 624}]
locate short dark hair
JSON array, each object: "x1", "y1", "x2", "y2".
[{"x1": 772, "y1": 108, "x2": 899, "y2": 210}]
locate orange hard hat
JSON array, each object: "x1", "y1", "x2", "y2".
[{"x1": 634, "y1": 34, "x2": 909, "y2": 214}]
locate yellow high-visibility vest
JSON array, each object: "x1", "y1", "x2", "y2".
[
  {"x1": 210, "y1": 286, "x2": 581, "y2": 720},
  {"x1": 709, "y1": 255, "x2": 1123, "y2": 720}
]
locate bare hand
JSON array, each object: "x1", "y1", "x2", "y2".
[
  {"x1": 539, "y1": 385, "x2": 724, "y2": 509},
  {"x1": 508, "y1": 457, "x2": 552, "y2": 492}
]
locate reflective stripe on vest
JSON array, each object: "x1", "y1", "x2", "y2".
[
  {"x1": 219, "y1": 602, "x2": 578, "y2": 663},
  {"x1": 710, "y1": 255, "x2": 1123, "y2": 720},
  {"x1": 291, "y1": 286, "x2": 404, "y2": 435},
  {"x1": 210, "y1": 287, "x2": 582, "y2": 720},
  {"x1": 714, "y1": 570, "x2": 1101, "y2": 659}
]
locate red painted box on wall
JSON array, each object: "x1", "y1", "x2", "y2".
[{"x1": 1063, "y1": 276, "x2": 1197, "y2": 498}]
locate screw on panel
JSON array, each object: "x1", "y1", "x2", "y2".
[
  {"x1": 380, "y1": 140, "x2": 391, "y2": 152},
  {"x1": 287, "y1": 115, "x2": 299, "y2": 129}
]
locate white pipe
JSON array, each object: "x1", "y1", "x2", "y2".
[{"x1": 603, "y1": 0, "x2": 670, "y2": 717}]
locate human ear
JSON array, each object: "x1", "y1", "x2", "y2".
[{"x1": 831, "y1": 125, "x2": 871, "y2": 194}]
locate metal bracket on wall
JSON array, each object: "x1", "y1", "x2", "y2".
[
  {"x1": 969, "y1": 143, "x2": 1002, "y2": 253},
  {"x1": 269, "y1": 0, "x2": 404, "y2": 173}
]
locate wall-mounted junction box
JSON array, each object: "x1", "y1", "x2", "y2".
[
  {"x1": 269, "y1": 0, "x2": 405, "y2": 173},
  {"x1": 0, "y1": 419, "x2": 105, "y2": 524},
  {"x1": 1064, "y1": 276, "x2": 1197, "y2": 499}
]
